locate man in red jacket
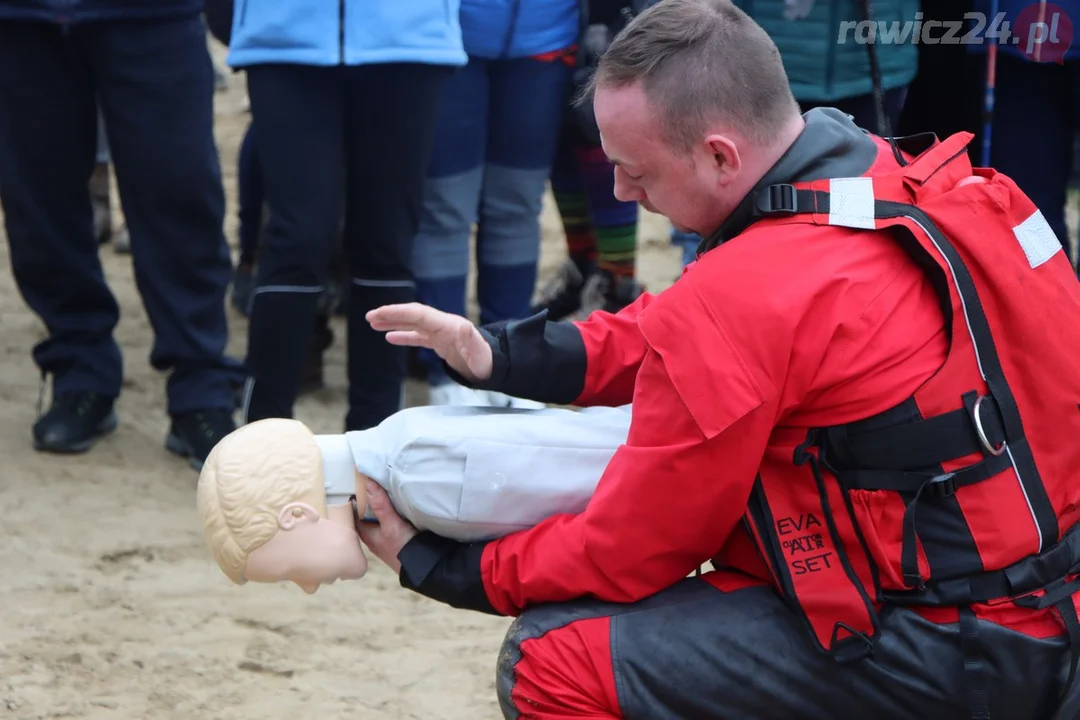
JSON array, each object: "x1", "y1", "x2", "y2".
[{"x1": 361, "y1": 0, "x2": 1080, "y2": 717}]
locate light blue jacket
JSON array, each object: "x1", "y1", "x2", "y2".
[
  {"x1": 227, "y1": 0, "x2": 467, "y2": 68},
  {"x1": 461, "y1": 0, "x2": 582, "y2": 59}
]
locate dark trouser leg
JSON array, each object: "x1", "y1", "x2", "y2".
[
  {"x1": 0, "y1": 21, "x2": 123, "y2": 398},
  {"x1": 237, "y1": 119, "x2": 263, "y2": 268},
  {"x1": 342, "y1": 62, "x2": 451, "y2": 430},
  {"x1": 895, "y1": 0, "x2": 982, "y2": 157},
  {"x1": 497, "y1": 575, "x2": 1073, "y2": 719},
  {"x1": 241, "y1": 63, "x2": 344, "y2": 422},
  {"x1": 91, "y1": 15, "x2": 241, "y2": 414},
  {"x1": 411, "y1": 59, "x2": 487, "y2": 385},
  {"x1": 990, "y1": 54, "x2": 1075, "y2": 262},
  {"x1": 477, "y1": 56, "x2": 572, "y2": 326}
]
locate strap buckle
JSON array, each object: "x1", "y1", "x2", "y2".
[
  {"x1": 755, "y1": 184, "x2": 798, "y2": 216},
  {"x1": 925, "y1": 473, "x2": 957, "y2": 499},
  {"x1": 972, "y1": 395, "x2": 1006, "y2": 457}
]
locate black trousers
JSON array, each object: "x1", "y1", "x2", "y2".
[
  {"x1": 241, "y1": 62, "x2": 451, "y2": 430},
  {"x1": 0, "y1": 17, "x2": 241, "y2": 414}
]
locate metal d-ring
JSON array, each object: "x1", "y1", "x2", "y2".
[{"x1": 973, "y1": 395, "x2": 1006, "y2": 457}]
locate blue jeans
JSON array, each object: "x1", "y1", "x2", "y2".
[{"x1": 411, "y1": 54, "x2": 573, "y2": 382}]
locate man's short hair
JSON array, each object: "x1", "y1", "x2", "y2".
[{"x1": 584, "y1": 0, "x2": 800, "y2": 152}]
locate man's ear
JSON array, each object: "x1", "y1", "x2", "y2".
[
  {"x1": 276, "y1": 502, "x2": 321, "y2": 530},
  {"x1": 704, "y1": 134, "x2": 741, "y2": 182}
]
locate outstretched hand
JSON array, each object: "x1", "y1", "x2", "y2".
[
  {"x1": 366, "y1": 303, "x2": 493, "y2": 383},
  {"x1": 357, "y1": 481, "x2": 417, "y2": 575}
]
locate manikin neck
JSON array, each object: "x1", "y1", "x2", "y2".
[
  {"x1": 325, "y1": 502, "x2": 356, "y2": 529},
  {"x1": 324, "y1": 471, "x2": 374, "y2": 530}
]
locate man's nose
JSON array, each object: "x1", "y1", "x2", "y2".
[{"x1": 612, "y1": 175, "x2": 639, "y2": 203}]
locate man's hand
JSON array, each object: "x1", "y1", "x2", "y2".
[
  {"x1": 357, "y1": 481, "x2": 417, "y2": 574},
  {"x1": 366, "y1": 303, "x2": 493, "y2": 384}
]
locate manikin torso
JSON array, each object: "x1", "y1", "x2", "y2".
[{"x1": 198, "y1": 406, "x2": 634, "y2": 594}]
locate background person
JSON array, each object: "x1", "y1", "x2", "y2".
[
  {"x1": 227, "y1": 0, "x2": 465, "y2": 430},
  {"x1": 0, "y1": 0, "x2": 244, "y2": 468},
  {"x1": 408, "y1": 0, "x2": 580, "y2": 407}
]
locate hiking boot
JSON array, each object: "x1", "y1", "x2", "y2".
[
  {"x1": 579, "y1": 270, "x2": 646, "y2": 318},
  {"x1": 33, "y1": 392, "x2": 118, "y2": 453},
  {"x1": 530, "y1": 259, "x2": 590, "y2": 320},
  {"x1": 165, "y1": 408, "x2": 236, "y2": 471}
]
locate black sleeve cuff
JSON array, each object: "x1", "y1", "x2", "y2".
[
  {"x1": 443, "y1": 311, "x2": 587, "y2": 405},
  {"x1": 397, "y1": 532, "x2": 502, "y2": 616}
]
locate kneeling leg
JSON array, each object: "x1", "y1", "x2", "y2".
[{"x1": 494, "y1": 575, "x2": 1051, "y2": 720}]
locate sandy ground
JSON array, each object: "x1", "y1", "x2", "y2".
[{"x1": 0, "y1": 43, "x2": 682, "y2": 720}]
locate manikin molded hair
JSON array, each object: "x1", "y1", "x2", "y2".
[{"x1": 196, "y1": 418, "x2": 327, "y2": 584}]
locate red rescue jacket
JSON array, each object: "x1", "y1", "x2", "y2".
[
  {"x1": 399, "y1": 118, "x2": 1080, "y2": 685},
  {"x1": 725, "y1": 130, "x2": 1080, "y2": 662}
]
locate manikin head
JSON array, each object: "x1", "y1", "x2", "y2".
[
  {"x1": 585, "y1": 0, "x2": 805, "y2": 237},
  {"x1": 196, "y1": 419, "x2": 368, "y2": 594}
]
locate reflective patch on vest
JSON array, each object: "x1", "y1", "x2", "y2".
[
  {"x1": 828, "y1": 177, "x2": 876, "y2": 230},
  {"x1": 1013, "y1": 209, "x2": 1061, "y2": 269}
]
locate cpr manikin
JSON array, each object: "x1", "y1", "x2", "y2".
[{"x1": 196, "y1": 404, "x2": 632, "y2": 592}]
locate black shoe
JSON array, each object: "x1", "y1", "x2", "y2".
[
  {"x1": 33, "y1": 392, "x2": 118, "y2": 453},
  {"x1": 165, "y1": 408, "x2": 236, "y2": 471}
]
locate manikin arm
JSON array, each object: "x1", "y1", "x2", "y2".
[{"x1": 315, "y1": 404, "x2": 633, "y2": 543}]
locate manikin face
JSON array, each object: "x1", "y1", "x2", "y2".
[
  {"x1": 593, "y1": 82, "x2": 742, "y2": 238},
  {"x1": 242, "y1": 502, "x2": 368, "y2": 594}
]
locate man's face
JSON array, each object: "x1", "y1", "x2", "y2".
[
  {"x1": 242, "y1": 503, "x2": 369, "y2": 594},
  {"x1": 594, "y1": 82, "x2": 734, "y2": 237}
]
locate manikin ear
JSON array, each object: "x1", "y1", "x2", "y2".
[
  {"x1": 276, "y1": 502, "x2": 321, "y2": 531},
  {"x1": 704, "y1": 134, "x2": 741, "y2": 184}
]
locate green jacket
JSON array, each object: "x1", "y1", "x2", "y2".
[{"x1": 733, "y1": 0, "x2": 920, "y2": 103}]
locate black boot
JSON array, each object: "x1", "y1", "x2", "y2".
[
  {"x1": 346, "y1": 282, "x2": 413, "y2": 431},
  {"x1": 33, "y1": 391, "x2": 117, "y2": 453},
  {"x1": 530, "y1": 258, "x2": 591, "y2": 321},
  {"x1": 165, "y1": 408, "x2": 236, "y2": 471},
  {"x1": 242, "y1": 290, "x2": 320, "y2": 423}
]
